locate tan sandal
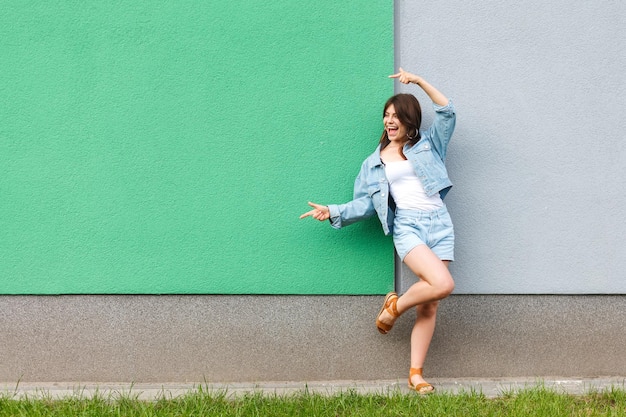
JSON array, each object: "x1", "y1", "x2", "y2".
[
  {"x1": 375, "y1": 292, "x2": 399, "y2": 334},
  {"x1": 408, "y1": 368, "x2": 435, "y2": 394}
]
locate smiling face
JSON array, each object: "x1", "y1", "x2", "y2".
[
  {"x1": 383, "y1": 104, "x2": 408, "y2": 143},
  {"x1": 379, "y1": 94, "x2": 422, "y2": 149}
]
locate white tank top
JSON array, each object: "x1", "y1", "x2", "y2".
[{"x1": 384, "y1": 160, "x2": 443, "y2": 211}]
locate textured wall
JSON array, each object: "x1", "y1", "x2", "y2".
[
  {"x1": 396, "y1": 0, "x2": 626, "y2": 293},
  {"x1": 2, "y1": 295, "x2": 625, "y2": 382},
  {"x1": 1, "y1": 0, "x2": 625, "y2": 385},
  {"x1": 0, "y1": 1, "x2": 393, "y2": 294}
]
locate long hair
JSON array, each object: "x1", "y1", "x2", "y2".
[{"x1": 379, "y1": 94, "x2": 422, "y2": 150}]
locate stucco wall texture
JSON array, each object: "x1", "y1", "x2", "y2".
[
  {"x1": 1, "y1": 0, "x2": 626, "y2": 383},
  {"x1": 396, "y1": 0, "x2": 626, "y2": 294},
  {"x1": 2, "y1": 295, "x2": 626, "y2": 382},
  {"x1": 1, "y1": 1, "x2": 393, "y2": 295}
]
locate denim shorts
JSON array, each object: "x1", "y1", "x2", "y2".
[{"x1": 393, "y1": 206, "x2": 455, "y2": 262}]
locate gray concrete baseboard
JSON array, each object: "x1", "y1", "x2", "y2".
[
  {"x1": 3, "y1": 378, "x2": 626, "y2": 400},
  {"x1": 1, "y1": 295, "x2": 625, "y2": 382}
]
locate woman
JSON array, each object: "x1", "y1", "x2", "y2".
[{"x1": 300, "y1": 68, "x2": 456, "y2": 394}]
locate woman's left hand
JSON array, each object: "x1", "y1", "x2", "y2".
[
  {"x1": 389, "y1": 67, "x2": 421, "y2": 84},
  {"x1": 390, "y1": 68, "x2": 448, "y2": 106}
]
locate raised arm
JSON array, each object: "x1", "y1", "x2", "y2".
[{"x1": 389, "y1": 68, "x2": 449, "y2": 106}]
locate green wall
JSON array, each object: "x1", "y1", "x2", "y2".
[{"x1": 1, "y1": 1, "x2": 393, "y2": 294}]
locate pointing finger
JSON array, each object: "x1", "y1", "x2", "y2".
[
  {"x1": 308, "y1": 201, "x2": 326, "y2": 210},
  {"x1": 299, "y1": 210, "x2": 315, "y2": 219}
]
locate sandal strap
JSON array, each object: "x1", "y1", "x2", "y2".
[
  {"x1": 408, "y1": 367, "x2": 434, "y2": 393},
  {"x1": 413, "y1": 382, "x2": 434, "y2": 393},
  {"x1": 385, "y1": 295, "x2": 399, "y2": 317}
]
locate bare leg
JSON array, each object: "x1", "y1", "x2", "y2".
[
  {"x1": 377, "y1": 245, "x2": 453, "y2": 326},
  {"x1": 409, "y1": 300, "x2": 439, "y2": 389},
  {"x1": 375, "y1": 245, "x2": 452, "y2": 391}
]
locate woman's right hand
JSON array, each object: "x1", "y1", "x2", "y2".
[{"x1": 299, "y1": 202, "x2": 330, "y2": 221}]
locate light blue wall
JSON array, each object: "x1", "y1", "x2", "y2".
[{"x1": 397, "y1": 0, "x2": 626, "y2": 294}]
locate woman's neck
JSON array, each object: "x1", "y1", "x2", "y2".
[
  {"x1": 385, "y1": 140, "x2": 406, "y2": 152},
  {"x1": 381, "y1": 141, "x2": 407, "y2": 162}
]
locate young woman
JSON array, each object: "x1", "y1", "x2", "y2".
[{"x1": 300, "y1": 68, "x2": 457, "y2": 393}]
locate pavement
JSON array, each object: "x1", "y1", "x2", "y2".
[{"x1": 2, "y1": 378, "x2": 626, "y2": 400}]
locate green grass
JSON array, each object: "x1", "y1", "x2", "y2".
[{"x1": 1, "y1": 385, "x2": 625, "y2": 416}]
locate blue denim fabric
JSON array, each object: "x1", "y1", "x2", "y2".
[
  {"x1": 327, "y1": 100, "x2": 456, "y2": 236},
  {"x1": 393, "y1": 206, "x2": 455, "y2": 261}
]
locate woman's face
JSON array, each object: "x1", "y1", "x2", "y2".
[{"x1": 383, "y1": 104, "x2": 408, "y2": 143}]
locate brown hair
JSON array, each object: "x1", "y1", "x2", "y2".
[{"x1": 379, "y1": 93, "x2": 422, "y2": 150}]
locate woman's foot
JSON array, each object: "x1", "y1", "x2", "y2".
[
  {"x1": 376, "y1": 292, "x2": 399, "y2": 334},
  {"x1": 408, "y1": 368, "x2": 434, "y2": 394}
]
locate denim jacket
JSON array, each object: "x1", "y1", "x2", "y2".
[{"x1": 327, "y1": 100, "x2": 456, "y2": 236}]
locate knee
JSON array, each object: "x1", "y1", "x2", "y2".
[
  {"x1": 417, "y1": 301, "x2": 439, "y2": 318},
  {"x1": 435, "y1": 278, "x2": 455, "y2": 299}
]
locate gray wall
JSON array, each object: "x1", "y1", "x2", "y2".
[
  {"x1": 396, "y1": 0, "x2": 626, "y2": 293},
  {"x1": 2, "y1": 295, "x2": 625, "y2": 382},
  {"x1": 2, "y1": 1, "x2": 625, "y2": 384}
]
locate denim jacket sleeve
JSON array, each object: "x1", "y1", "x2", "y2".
[
  {"x1": 424, "y1": 100, "x2": 456, "y2": 160},
  {"x1": 327, "y1": 160, "x2": 377, "y2": 229}
]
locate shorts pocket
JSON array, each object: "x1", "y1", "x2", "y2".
[{"x1": 439, "y1": 211, "x2": 454, "y2": 228}]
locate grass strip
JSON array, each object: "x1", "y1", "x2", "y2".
[{"x1": 0, "y1": 385, "x2": 625, "y2": 416}]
